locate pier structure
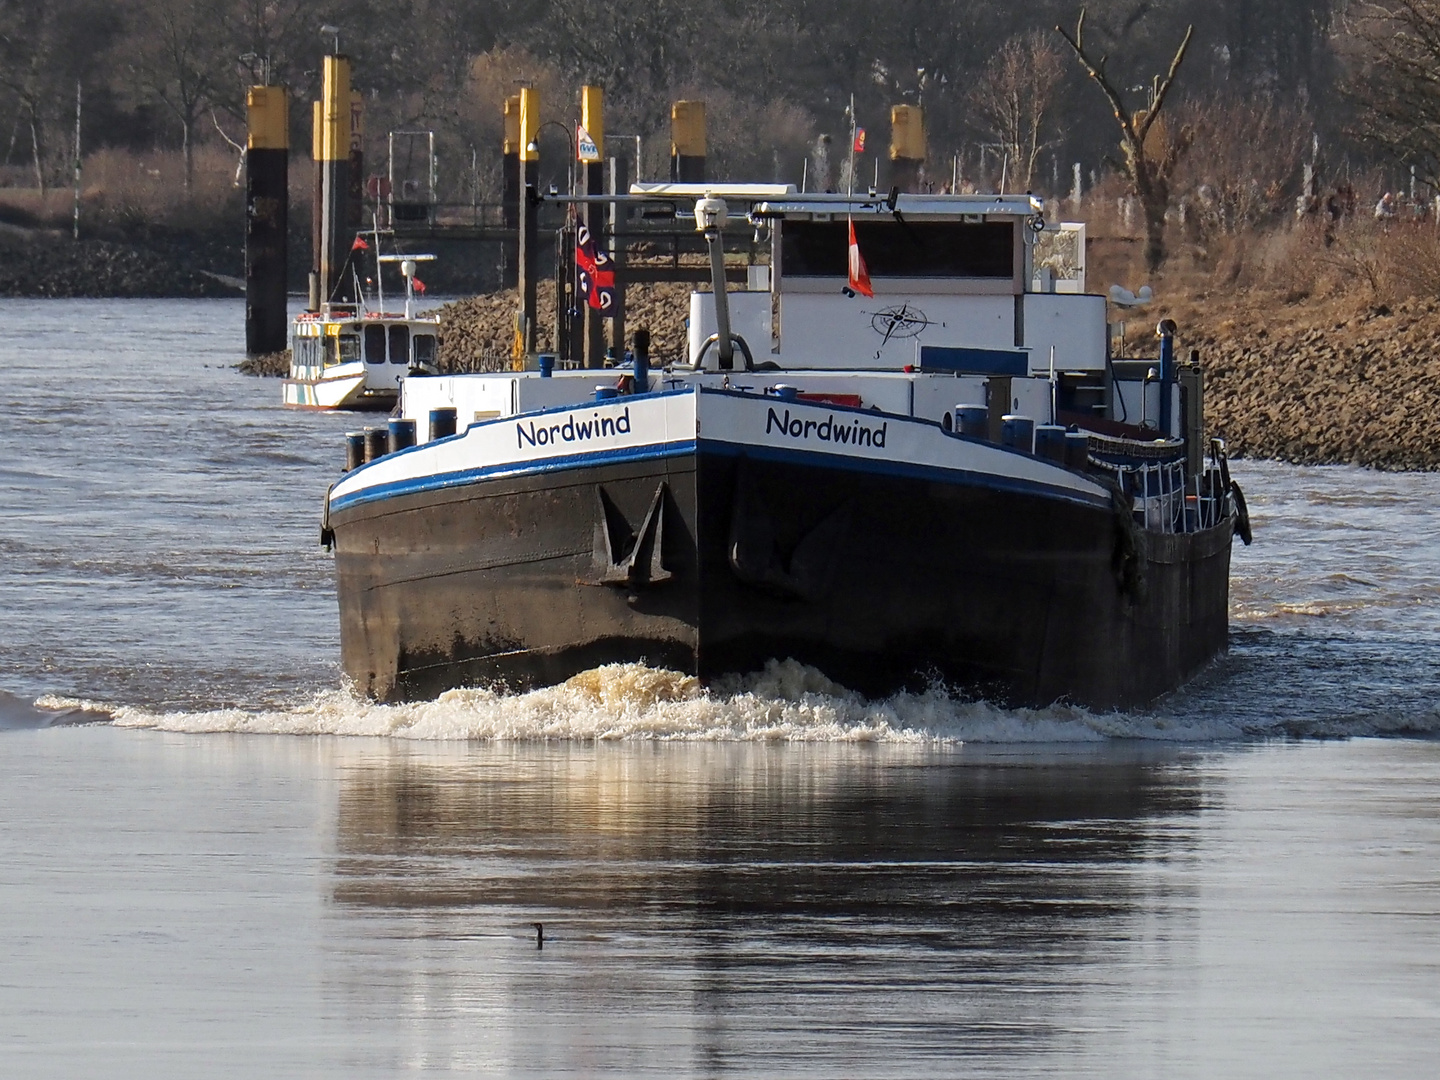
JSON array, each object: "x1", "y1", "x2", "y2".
[{"x1": 282, "y1": 55, "x2": 931, "y2": 367}]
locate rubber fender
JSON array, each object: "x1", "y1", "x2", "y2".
[{"x1": 1231, "y1": 480, "x2": 1253, "y2": 546}]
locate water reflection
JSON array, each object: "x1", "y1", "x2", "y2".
[{"x1": 326, "y1": 744, "x2": 1205, "y2": 1074}]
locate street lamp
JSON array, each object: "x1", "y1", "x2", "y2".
[{"x1": 526, "y1": 119, "x2": 576, "y2": 196}]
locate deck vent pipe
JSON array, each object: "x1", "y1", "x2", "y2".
[
  {"x1": 633, "y1": 329, "x2": 650, "y2": 392},
  {"x1": 363, "y1": 427, "x2": 389, "y2": 463},
  {"x1": 388, "y1": 418, "x2": 416, "y2": 454},
  {"x1": 1157, "y1": 319, "x2": 1177, "y2": 435},
  {"x1": 1001, "y1": 415, "x2": 1035, "y2": 454},
  {"x1": 429, "y1": 407, "x2": 457, "y2": 441},
  {"x1": 538, "y1": 353, "x2": 555, "y2": 378},
  {"x1": 344, "y1": 431, "x2": 365, "y2": 471},
  {"x1": 955, "y1": 405, "x2": 988, "y2": 439}
]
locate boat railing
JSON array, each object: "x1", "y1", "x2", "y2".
[{"x1": 1090, "y1": 457, "x2": 1231, "y2": 535}]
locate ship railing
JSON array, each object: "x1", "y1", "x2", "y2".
[{"x1": 1090, "y1": 457, "x2": 1229, "y2": 535}]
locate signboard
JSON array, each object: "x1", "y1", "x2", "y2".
[{"x1": 577, "y1": 124, "x2": 600, "y2": 163}]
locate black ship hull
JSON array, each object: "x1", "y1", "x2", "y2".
[{"x1": 328, "y1": 441, "x2": 1232, "y2": 709}]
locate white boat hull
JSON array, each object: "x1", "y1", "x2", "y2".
[{"x1": 282, "y1": 362, "x2": 396, "y2": 411}]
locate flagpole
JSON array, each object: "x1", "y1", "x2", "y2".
[{"x1": 846, "y1": 93, "x2": 856, "y2": 211}]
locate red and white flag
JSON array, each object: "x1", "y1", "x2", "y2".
[{"x1": 847, "y1": 219, "x2": 873, "y2": 298}]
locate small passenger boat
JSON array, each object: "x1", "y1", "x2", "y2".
[
  {"x1": 282, "y1": 244, "x2": 439, "y2": 411},
  {"x1": 321, "y1": 189, "x2": 1250, "y2": 708}
]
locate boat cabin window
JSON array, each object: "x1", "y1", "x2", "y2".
[
  {"x1": 323, "y1": 336, "x2": 338, "y2": 365},
  {"x1": 413, "y1": 333, "x2": 436, "y2": 367},
  {"x1": 294, "y1": 336, "x2": 319, "y2": 367},
  {"x1": 338, "y1": 332, "x2": 361, "y2": 363},
  {"x1": 389, "y1": 324, "x2": 410, "y2": 365},
  {"x1": 781, "y1": 220, "x2": 1014, "y2": 279},
  {"x1": 363, "y1": 324, "x2": 386, "y2": 364}
]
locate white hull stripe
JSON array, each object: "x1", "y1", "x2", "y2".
[{"x1": 328, "y1": 387, "x2": 1110, "y2": 514}]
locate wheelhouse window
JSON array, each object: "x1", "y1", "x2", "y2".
[
  {"x1": 363, "y1": 324, "x2": 386, "y2": 364},
  {"x1": 388, "y1": 324, "x2": 411, "y2": 365},
  {"x1": 338, "y1": 332, "x2": 361, "y2": 363},
  {"x1": 412, "y1": 334, "x2": 436, "y2": 367},
  {"x1": 781, "y1": 220, "x2": 1014, "y2": 278},
  {"x1": 295, "y1": 337, "x2": 318, "y2": 367},
  {"x1": 322, "y1": 336, "x2": 338, "y2": 365}
]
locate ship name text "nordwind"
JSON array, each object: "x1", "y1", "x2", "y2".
[
  {"x1": 766, "y1": 407, "x2": 888, "y2": 448},
  {"x1": 517, "y1": 407, "x2": 631, "y2": 448}
]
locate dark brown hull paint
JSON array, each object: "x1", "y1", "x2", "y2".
[{"x1": 329, "y1": 447, "x2": 1232, "y2": 708}]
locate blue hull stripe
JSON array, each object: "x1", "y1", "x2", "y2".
[
  {"x1": 328, "y1": 441, "x2": 697, "y2": 514},
  {"x1": 329, "y1": 437, "x2": 1108, "y2": 515},
  {"x1": 695, "y1": 438, "x2": 1110, "y2": 510}
]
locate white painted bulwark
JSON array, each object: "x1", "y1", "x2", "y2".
[{"x1": 330, "y1": 386, "x2": 1108, "y2": 515}]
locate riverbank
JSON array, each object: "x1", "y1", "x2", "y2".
[
  {"x1": 0, "y1": 227, "x2": 239, "y2": 298},
  {"x1": 1173, "y1": 291, "x2": 1440, "y2": 471}
]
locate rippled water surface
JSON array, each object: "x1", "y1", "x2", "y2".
[{"x1": 1, "y1": 299, "x2": 1438, "y2": 1077}]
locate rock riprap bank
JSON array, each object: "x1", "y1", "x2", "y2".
[
  {"x1": 1191, "y1": 294, "x2": 1440, "y2": 471},
  {"x1": 434, "y1": 281, "x2": 692, "y2": 372},
  {"x1": 0, "y1": 228, "x2": 237, "y2": 298}
]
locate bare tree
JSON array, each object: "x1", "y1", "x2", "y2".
[
  {"x1": 1347, "y1": 1, "x2": 1440, "y2": 192},
  {"x1": 119, "y1": 0, "x2": 228, "y2": 194},
  {"x1": 1056, "y1": 8, "x2": 1195, "y2": 271},
  {"x1": 971, "y1": 31, "x2": 1065, "y2": 192}
]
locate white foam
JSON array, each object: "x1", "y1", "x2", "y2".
[{"x1": 34, "y1": 658, "x2": 1440, "y2": 743}]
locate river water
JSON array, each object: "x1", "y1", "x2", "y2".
[{"x1": 1, "y1": 299, "x2": 1438, "y2": 1077}]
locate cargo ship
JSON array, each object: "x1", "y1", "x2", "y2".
[{"x1": 320, "y1": 189, "x2": 1249, "y2": 708}]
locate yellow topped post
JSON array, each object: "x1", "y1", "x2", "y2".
[
  {"x1": 519, "y1": 87, "x2": 540, "y2": 162},
  {"x1": 503, "y1": 94, "x2": 521, "y2": 156},
  {"x1": 318, "y1": 54, "x2": 352, "y2": 308},
  {"x1": 890, "y1": 104, "x2": 925, "y2": 191},
  {"x1": 581, "y1": 85, "x2": 604, "y2": 160},
  {"x1": 246, "y1": 86, "x2": 288, "y2": 150},
  {"x1": 245, "y1": 85, "x2": 289, "y2": 352},
  {"x1": 517, "y1": 86, "x2": 540, "y2": 357},
  {"x1": 320, "y1": 55, "x2": 350, "y2": 162},
  {"x1": 670, "y1": 100, "x2": 705, "y2": 182},
  {"x1": 502, "y1": 94, "x2": 521, "y2": 286}
]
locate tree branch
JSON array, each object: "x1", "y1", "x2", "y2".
[
  {"x1": 1136, "y1": 24, "x2": 1193, "y2": 144},
  {"x1": 1055, "y1": 12, "x2": 1138, "y2": 149}
]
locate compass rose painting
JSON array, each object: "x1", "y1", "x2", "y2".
[{"x1": 863, "y1": 304, "x2": 944, "y2": 357}]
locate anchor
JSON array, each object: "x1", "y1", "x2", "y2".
[{"x1": 585, "y1": 482, "x2": 672, "y2": 588}]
